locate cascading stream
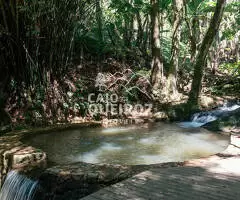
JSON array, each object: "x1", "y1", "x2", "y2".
[
  {"x1": 180, "y1": 103, "x2": 240, "y2": 128},
  {"x1": 0, "y1": 171, "x2": 38, "y2": 200}
]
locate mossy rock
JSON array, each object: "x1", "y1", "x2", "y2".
[
  {"x1": 203, "y1": 108, "x2": 240, "y2": 132},
  {"x1": 166, "y1": 103, "x2": 200, "y2": 121}
]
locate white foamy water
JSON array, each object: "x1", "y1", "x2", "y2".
[
  {"x1": 192, "y1": 113, "x2": 217, "y2": 124},
  {"x1": 0, "y1": 171, "x2": 38, "y2": 200},
  {"x1": 219, "y1": 104, "x2": 240, "y2": 111},
  {"x1": 101, "y1": 127, "x2": 135, "y2": 134},
  {"x1": 179, "y1": 103, "x2": 240, "y2": 128}
]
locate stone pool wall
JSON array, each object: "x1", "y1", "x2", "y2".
[
  {"x1": 0, "y1": 132, "x2": 46, "y2": 186},
  {"x1": 38, "y1": 161, "x2": 183, "y2": 200},
  {"x1": 0, "y1": 122, "x2": 101, "y2": 187}
]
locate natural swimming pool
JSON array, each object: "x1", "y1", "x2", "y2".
[{"x1": 23, "y1": 122, "x2": 229, "y2": 166}]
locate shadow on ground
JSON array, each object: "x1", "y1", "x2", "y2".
[{"x1": 81, "y1": 156, "x2": 240, "y2": 200}]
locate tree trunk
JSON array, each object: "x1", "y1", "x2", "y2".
[
  {"x1": 190, "y1": 17, "x2": 199, "y2": 62},
  {"x1": 188, "y1": 0, "x2": 226, "y2": 106},
  {"x1": 236, "y1": 35, "x2": 239, "y2": 62},
  {"x1": 143, "y1": 15, "x2": 149, "y2": 56},
  {"x1": 185, "y1": 13, "x2": 199, "y2": 63},
  {"x1": 167, "y1": 0, "x2": 184, "y2": 98},
  {"x1": 96, "y1": 0, "x2": 103, "y2": 43},
  {"x1": 123, "y1": 14, "x2": 134, "y2": 49},
  {"x1": 150, "y1": 0, "x2": 165, "y2": 98},
  {"x1": 136, "y1": 11, "x2": 143, "y2": 48}
]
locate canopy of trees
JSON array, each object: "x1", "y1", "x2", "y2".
[{"x1": 0, "y1": 0, "x2": 239, "y2": 128}]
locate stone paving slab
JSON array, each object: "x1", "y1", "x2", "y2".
[{"x1": 81, "y1": 134, "x2": 240, "y2": 200}]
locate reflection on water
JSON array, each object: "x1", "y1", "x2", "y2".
[{"x1": 23, "y1": 123, "x2": 230, "y2": 165}]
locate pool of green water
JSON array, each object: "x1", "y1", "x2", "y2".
[{"x1": 23, "y1": 122, "x2": 229, "y2": 165}]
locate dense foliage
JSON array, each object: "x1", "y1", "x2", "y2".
[{"x1": 0, "y1": 0, "x2": 239, "y2": 128}]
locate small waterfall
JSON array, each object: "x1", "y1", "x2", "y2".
[
  {"x1": 219, "y1": 104, "x2": 240, "y2": 111},
  {"x1": 192, "y1": 104, "x2": 240, "y2": 124},
  {"x1": 191, "y1": 112, "x2": 217, "y2": 124},
  {"x1": 179, "y1": 103, "x2": 240, "y2": 128},
  {"x1": 0, "y1": 171, "x2": 38, "y2": 200}
]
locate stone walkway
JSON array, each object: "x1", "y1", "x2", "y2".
[{"x1": 81, "y1": 134, "x2": 240, "y2": 200}]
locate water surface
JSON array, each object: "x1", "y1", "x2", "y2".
[{"x1": 23, "y1": 122, "x2": 229, "y2": 165}]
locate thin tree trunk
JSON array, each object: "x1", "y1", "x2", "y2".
[
  {"x1": 188, "y1": 0, "x2": 226, "y2": 106},
  {"x1": 96, "y1": 0, "x2": 103, "y2": 43},
  {"x1": 136, "y1": 11, "x2": 143, "y2": 48},
  {"x1": 236, "y1": 35, "x2": 239, "y2": 62},
  {"x1": 191, "y1": 17, "x2": 199, "y2": 62},
  {"x1": 185, "y1": 13, "x2": 199, "y2": 62},
  {"x1": 123, "y1": 18, "x2": 130, "y2": 47},
  {"x1": 143, "y1": 15, "x2": 149, "y2": 56},
  {"x1": 212, "y1": 34, "x2": 220, "y2": 74},
  {"x1": 167, "y1": 0, "x2": 184, "y2": 98},
  {"x1": 123, "y1": 14, "x2": 134, "y2": 48},
  {"x1": 150, "y1": 0, "x2": 165, "y2": 97}
]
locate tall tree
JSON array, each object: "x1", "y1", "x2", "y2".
[
  {"x1": 150, "y1": 0, "x2": 165, "y2": 98},
  {"x1": 185, "y1": 15, "x2": 199, "y2": 63},
  {"x1": 188, "y1": 0, "x2": 226, "y2": 106},
  {"x1": 167, "y1": 0, "x2": 184, "y2": 99},
  {"x1": 96, "y1": 0, "x2": 103, "y2": 43}
]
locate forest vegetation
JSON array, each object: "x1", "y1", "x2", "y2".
[{"x1": 0, "y1": 0, "x2": 239, "y2": 131}]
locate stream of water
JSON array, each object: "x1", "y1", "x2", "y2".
[
  {"x1": 1, "y1": 103, "x2": 238, "y2": 199},
  {"x1": 0, "y1": 171, "x2": 38, "y2": 200},
  {"x1": 179, "y1": 103, "x2": 240, "y2": 128}
]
